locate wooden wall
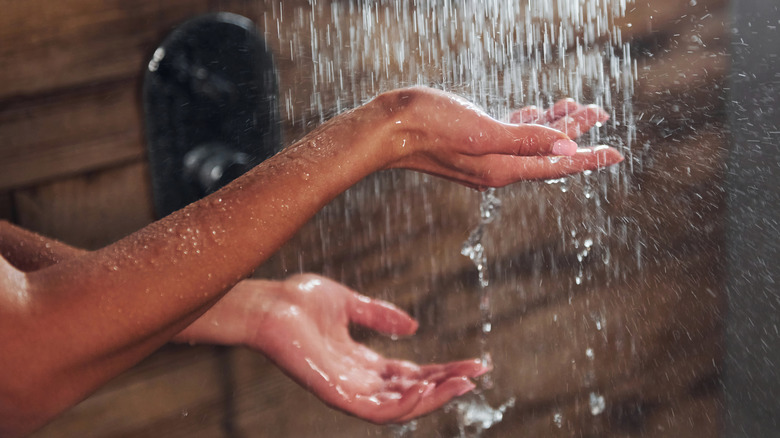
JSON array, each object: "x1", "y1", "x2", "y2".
[{"x1": 0, "y1": 0, "x2": 730, "y2": 436}]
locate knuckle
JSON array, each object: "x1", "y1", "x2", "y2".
[{"x1": 373, "y1": 87, "x2": 427, "y2": 116}]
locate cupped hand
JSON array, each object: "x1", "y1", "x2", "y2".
[
  {"x1": 368, "y1": 87, "x2": 623, "y2": 189},
  {"x1": 177, "y1": 274, "x2": 488, "y2": 424}
]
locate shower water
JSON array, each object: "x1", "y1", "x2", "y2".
[{"x1": 261, "y1": 0, "x2": 637, "y2": 435}]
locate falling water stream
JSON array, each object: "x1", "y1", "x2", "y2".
[
  {"x1": 295, "y1": 0, "x2": 633, "y2": 435},
  {"x1": 454, "y1": 187, "x2": 512, "y2": 436}
]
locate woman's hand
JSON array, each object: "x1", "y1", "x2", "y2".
[
  {"x1": 174, "y1": 274, "x2": 489, "y2": 424},
  {"x1": 363, "y1": 87, "x2": 623, "y2": 189}
]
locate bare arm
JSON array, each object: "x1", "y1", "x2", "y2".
[
  {"x1": 0, "y1": 221, "x2": 86, "y2": 272},
  {"x1": 0, "y1": 87, "x2": 621, "y2": 436},
  {"x1": 173, "y1": 275, "x2": 490, "y2": 424}
]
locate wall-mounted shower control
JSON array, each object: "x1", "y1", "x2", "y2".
[
  {"x1": 144, "y1": 13, "x2": 280, "y2": 218},
  {"x1": 183, "y1": 143, "x2": 251, "y2": 197}
]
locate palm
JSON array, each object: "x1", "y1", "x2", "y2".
[{"x1": 246, "y1": 274, "x2": 487, "y2": 424}]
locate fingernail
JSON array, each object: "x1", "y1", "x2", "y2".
[{"x1": 552, "y1": 139, "x2": 578, "y2": 156}]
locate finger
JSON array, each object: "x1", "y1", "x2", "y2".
[
  {"x1": 542, "y1": 98, "x2": 582, "y2": 123},
  {"x1": 444, "y1": 145, "x2": 623, "y2": 188},
  {"x1": 549, "y1": 105, "x2": 610, "y2": 139},
  {"x1": 395, "y1": 377, "x2": 477, "y2": 423},
  {"x1": 348, "y1": 293, "x2": 419, "y2": 336},
  {"x1": 526, "y1": 145, "x2": 624, "y2": 180},
  {"x1": 417, "y1": 358, "x2": 490, "y2": 383},
  {"x1": 351, "y1": 382, "x2": 427, "y2": 424},
  {"x1": 382, "y1": 358, "x2": 488, "y2": 390},
  {"x1": 383, "y1": 360, "x2": 423, "y2": 379},
  {"x1": 466, "y1": 123, "x2": 578, "y2": 157},
  {"x1": 508, "y1": 106, "x2": 543, "y2": 124}
]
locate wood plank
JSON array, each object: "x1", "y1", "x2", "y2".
[
  {"x1": 0, "y1": 80, "x2": 145, "y2": 190},
  {"x1": 0, "y1": 0, "x2": 211, "y2": 101},
  {"x1": 13, "y1": 161, "x2": 155, "y2": 249},
  {"x1": 485, "y1": 381, "x2": 721, "y2": 438},
  {"x1": 30, "y1": 346, "x2": 229, "y2": 438},
  {"x1": 0, "y1": 191, "x2": 13, "y2": 222}
]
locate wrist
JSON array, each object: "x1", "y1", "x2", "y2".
[
  {"x1": 172, "y1": 279, "x2": 277, "y2": 347},
  {"x1": 362, "y1": 88, "x2": 422, "y2": 168},
  {"x1": 329, "y1": 99, "x2": 401, "y2": 173}
]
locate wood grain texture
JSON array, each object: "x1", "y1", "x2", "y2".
[
  {"x1": 0, "y1": 192, "x2": 13, "y2": 222},
  {"x1": 14, "y1": 161, "x2": 155, "y2": 249},
  {"x1": 6, "y1": 0, "x2": 730, "y2": 436},
  {"x1": 30, "y1": 346, "x2": 231, "y2": 438},
  {"x1": 0, "y1": 80, "x2": 144, "y2": 190},
  {"x1": 0, "y1": 0, "x2": 210, "y2": 101}
]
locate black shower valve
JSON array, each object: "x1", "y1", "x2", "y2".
[
  {"x1": 144, "y1": 12, "x2": 281, "y2": 218},
  {"x1": 183, "y1": 143, "x2": 251, "y2": 196}
]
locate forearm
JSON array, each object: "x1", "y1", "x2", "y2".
[
  {"x1": 0, "y1": 102, "x2": 390, "y2": 436},
  {"x1": 0, "y1": 220, "x2": 87, "y2": 272},
  {"x1": 171, "y1": 278, "x2": 278, "y2": 347}
]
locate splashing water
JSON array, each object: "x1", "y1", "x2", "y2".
[
  {"x1": 589, "y1": 392, "x2": 606, "y2": 416},
  {"x1": 461, "y1": 188, "x2": 502, "y2": 289},
  {"x1": 446, "y1": 395, "x2": 516, "y2": 438},
  {"x1": 390, "y1": 420, "x2": 418, "y2": 438},
  {"x1": 462, "y1": 188, "x2": 502, "y2": 377},
  {"x1": 457, "y1": 188, "x2": 507, "y2": 431}
]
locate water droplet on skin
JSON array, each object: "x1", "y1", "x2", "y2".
[
  {"x1": 305, "y1": 357, "x2": 331, "y2": 384},
  {"x1": 298, "y1": 278, "x2": 323, "y2": 292}
]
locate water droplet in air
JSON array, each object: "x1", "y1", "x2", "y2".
[
  {"x1": 589, "y1": 393, "x2": 606, "y2": 415},
  {"x1": 553, "y1": 412, "x2": 563, "y2": 428}
]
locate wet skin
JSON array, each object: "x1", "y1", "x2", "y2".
[
  {"x1": 0, "y1": 87, "x2": 621, "y2": 436},
  {"x1": 175, "y1": 274, "x2": 490, "y2": 424}
]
